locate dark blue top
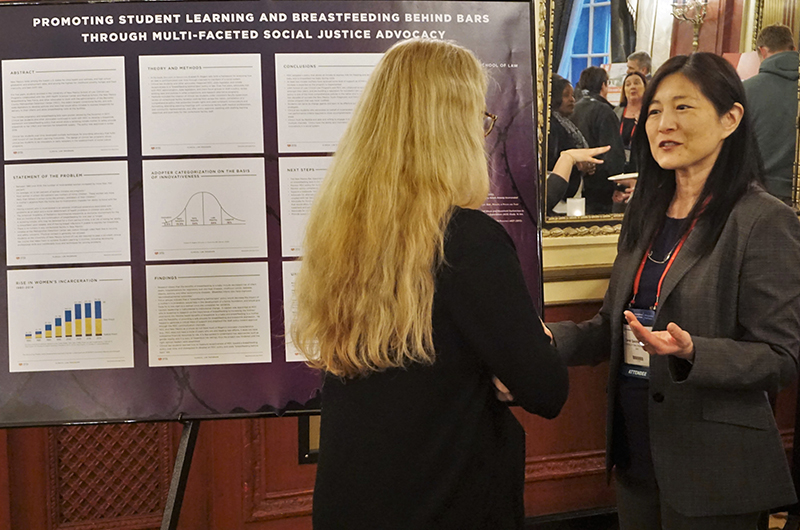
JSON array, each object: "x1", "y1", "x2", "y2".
[{"x1": 616, "y1": 216, "x2": 685, "y2": 485}]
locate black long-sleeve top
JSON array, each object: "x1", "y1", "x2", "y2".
[{"x1": 312, "y1": 207, "x2": 569, "y2": 530}]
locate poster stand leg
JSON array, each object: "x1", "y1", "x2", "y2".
[{"x1": 161, "y1": 420, "x2": 200, "y2": 530}]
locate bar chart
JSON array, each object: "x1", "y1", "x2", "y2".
[
  {"x1": 8, "y1": 266, "x2": 133, "y2": 372},
  {"x1": 25, "y1": 301, "x2": 103, "y2": 340}
]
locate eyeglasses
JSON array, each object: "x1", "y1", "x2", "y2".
[{"x1": 484, "y1": 111, "x2": 498, "y2": 137}]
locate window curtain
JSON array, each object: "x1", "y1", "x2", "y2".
[
  {"x1": 610, "y1": 0, "x2": 636, "y2": 62},
  {"x1": 552, "y1": 0, "x2": 578, "y2": 73}
]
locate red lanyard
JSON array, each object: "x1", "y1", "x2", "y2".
[
  {"x1": 629, "y1": 216, "x2": 699, "y2": 310},
  {"x1": 620, "y1": 115, "x2": 636, "y2": 139}
]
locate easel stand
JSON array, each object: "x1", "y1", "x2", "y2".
[{"x1": 161, "y1": 420, "x2": 200, "y2": 530}]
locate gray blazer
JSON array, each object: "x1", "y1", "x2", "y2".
[{"x1": 549, "y1": 188, "x2": 800, "y2": 517}]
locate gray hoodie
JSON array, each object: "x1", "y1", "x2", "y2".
[{"x1": 743, "y1": 50, "x2": 799, "y2": 202}]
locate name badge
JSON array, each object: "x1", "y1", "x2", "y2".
[{"x1": 622, "y1": 308, "x2": 655, "y2": 379}]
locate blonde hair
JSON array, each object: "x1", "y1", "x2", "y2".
[{"x1": 291, "y1": 39, "x2": 489, "y2": 378}]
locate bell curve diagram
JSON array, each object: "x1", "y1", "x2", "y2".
[{"x1": 161, "y1": 191, "x2": 245, "y2": 227}]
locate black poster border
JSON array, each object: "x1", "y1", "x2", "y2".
[{"x1": 0, "y1": 0, "x2": 541, "y2": 428}]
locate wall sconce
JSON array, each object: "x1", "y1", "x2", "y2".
[{"x1": 671, "y1": 0, "x2": 708, "y2": 52}]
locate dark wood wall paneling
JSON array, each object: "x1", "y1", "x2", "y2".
[
  {"x1": 0, "y1": 430, "x2": 10, "y2": 529},
  {"x1": 9, "y1": 300, "x2": 793, "y2": 529},
  {"x1": 671, "y1": 0, "x2": 744, "y2": 55},
  {"x1": 0, "y1": 307, "x2": 795, "y2": 529}
]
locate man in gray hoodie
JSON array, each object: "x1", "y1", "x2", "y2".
[{"x1": 743, "y1": 24, "x2": 799, "y2": 204}]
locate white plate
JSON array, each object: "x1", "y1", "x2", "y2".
[{"x1": 608, "y1": 172, "x2": 638, "y2": 181}]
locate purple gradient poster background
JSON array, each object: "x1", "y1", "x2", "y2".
[{"x1": 0, "y1": 0, "x2": 540, "y2": 426}]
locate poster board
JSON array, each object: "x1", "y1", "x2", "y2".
[{"x1": 0, "y1": 0, "x2": 542, "y2": 427}]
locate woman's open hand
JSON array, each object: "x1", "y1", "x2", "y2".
[{"x1": 624, "y1": 310, "x2": 695, "y2": 361}]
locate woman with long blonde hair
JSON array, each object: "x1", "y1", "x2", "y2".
[{"x1": 292, "y1": 39, "x2": 568, "y2": 529}]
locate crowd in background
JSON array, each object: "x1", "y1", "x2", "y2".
[{"x1": 548, "y1": 26, "x2": 800, "y2": 214}]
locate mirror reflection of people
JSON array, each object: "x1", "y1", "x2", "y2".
[
  {"x1": 547, "y1": 74, "x2": 592, "y2": 215},
  {"x1": 614, "y1": 72, "x2": 647, "y2": 174},
  {"x1": 545, "y1": 53, "x2": 800, "y2": 528},
  {"x1": 547, "y1": 146, "x2": 611, "y2": 211},
  {"x1": 571, "y1": 67, "x2": 626, "y2": 214},
  {"x1": 627, "y1": 50, "x2": 652, "y2": 79},
  {"x1": 743, "y1": 23, "x2": 799, "y2": 205},
  {"x1": 611, "y1": 72, "x2": 647, "y2": 211},
  {"x1": 293, "y1": 39, "x2": 568, "y2": 530}
]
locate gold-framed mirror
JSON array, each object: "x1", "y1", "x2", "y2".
[{"x1": 537, "y1": 0, "x2": 800, "y2": 237}]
